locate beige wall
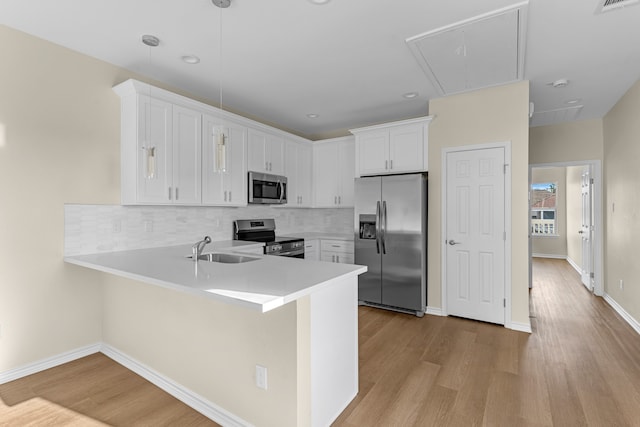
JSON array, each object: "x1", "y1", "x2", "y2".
[
  {"x1": 0, "y1": 24, "x2": 304, "y2": 425},
  {"x1": 427, "y1": 81, "x2": 530, "y2": 327},
  {"x1": 603, "y1": 78, "x2": 640, "y2": 325},
  {"x1": 566, "y1": 166, "x2": 584, "y2": 268},
  {"x1": 529, "y1": 119, "x2": 604, "y2": 164},
  {"x1": 531, "y1": 167, "x2": 567, "y2": 257},
  {"x1": 0, "y1": 24, "x2": 121, "y2": 371}
]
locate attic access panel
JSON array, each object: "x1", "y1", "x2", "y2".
[{"x1": 407, "y1": 2, "x2": 528, "y2": 96}]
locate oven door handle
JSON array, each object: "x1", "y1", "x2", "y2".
[{"x1": 275, "y1": 250, "x2": 303, "y2": 257}]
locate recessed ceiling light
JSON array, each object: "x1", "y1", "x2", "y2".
[
  {"x1": 403, "y1": 92, "x2": 419, "y2": 99},
  {"x1": 308, "y1": 0, "x2": 331, "y2": 4},
  {"x1": 565, "y1": 99, "x2": 581, "y2": 105},
  {"x1": 551, "y1": 79, "x2": 569, "y2": 88},
  {"x1": 212, "y1": 0, "x2": 231, "y2": 8},
  {"x1": 141, "y1": 35, "x2": 160, "y2": 47},
  {"x1": 181, "y1": 55, "x2": 200, "y2": 64},
  {"x1": 306, "y1": 113, "x2": 319, "y2": 119}
]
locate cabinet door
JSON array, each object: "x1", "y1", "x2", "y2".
[
  {"x1": 389, "y1": 123, "x2": 425, "y2": 173},
  {"x1": 284, "y1": 141, "x2": 299, "y2": 206},
  {"x1": 202, "y1": 116, "x2": 247, "y2": 206},
  {"x1": 247, "y1": 129, "x2": 267, "y2": 173},
  {"x1": 304, "y1": 239, "x2": 320, "y2": 261},
  {"x1": 266, "y1": 135, "x2": 285, "y2": 175},
  {"x1": 313, "y1": 143, "x2": 340, "y2": 207},
  {"x1": 172, "y1": 105, "x2": 202, "y2": 205},
  {"x1": 338, "y1": 139, "x2": 355, "y2": 207},
  {"x1": 356, "y1": 130, "x2": 389, "y2": 176},
  {"x1": 297, "y1": 144, "x2": 313, "y2": 207},
  {"x1": 137, "y1": 95, "x2": 173, "y2": 204}
]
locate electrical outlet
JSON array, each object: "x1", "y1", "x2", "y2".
[
  {"x1": 144, "y1": 220, "x2": 153, "y2": 232},
  {"x1": 256, "y1": 365, "x2": 268, "y2": 390},
  {"x1": 619, "y1": 279, "x2": 624, "y2": 290}
]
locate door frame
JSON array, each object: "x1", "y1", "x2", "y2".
[
  {"x1": 528, "y1": 160, "x2": 603, "y2": 296},
  {"x1": 441, "y1": 141, "x2": 512, "y2": 328}
]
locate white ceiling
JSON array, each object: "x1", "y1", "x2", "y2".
[{"x1": 1, "y1": 0, "x2": 639, "y2": 140}]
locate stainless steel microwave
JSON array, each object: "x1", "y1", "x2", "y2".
[{"x1": 248, "y1": 171, "x2": 287, "y2": 204}]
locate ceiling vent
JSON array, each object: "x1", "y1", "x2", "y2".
[
  {"x1": 530, "y1": 105, "x2": 584, "y2": 127},
  {"x1": 406, "y1": 1, "x2": 528, "y2": 96},
  {"x1": 596, "y1": 0, "x2": 639, "y2": 14}
]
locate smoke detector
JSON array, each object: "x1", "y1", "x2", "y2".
[
  {"x1": 551, "y1": 79, "x2": 569, "y2": 88},
  {"x1": 141, "y1": 35, "x2": 160, "y2": 47},
  {"x1": 212, "y1": 0, "x2": 231, "y2": 8}
]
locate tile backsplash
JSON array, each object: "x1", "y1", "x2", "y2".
[{"x1": 64, "y1": 204, "x2": 354, "y2": 255}]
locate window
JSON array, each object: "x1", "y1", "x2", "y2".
[{"x1": 531, "y1": 182, "x2": 557, "y2": 235}]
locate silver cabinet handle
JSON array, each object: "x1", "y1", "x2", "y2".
[
  {"x1": 175, "y1": 187, "x2": 179, "y2": 200},
  {"x1": 224, "y1": 191, "x2": 227, "y2": 202},
  {"x1": 168, "y1": 187, "x2": 172, "y2": 200},
  {"x1": 334, "y1": 196, "x2": 338, "y2": 205},
  {"x1": 390, "y1": 159, "x2": 393, "y2": 170},
  {"x1": 338, "y1": 195, "x2": 341, "y2": 204},
  {"x1": 337, "y1": 255, "x2": 340, "y2": 263},
  {"x1": 229, "y1": 191, "x2": 232, "y2": 202},
  {"x1": 385, "y1": 160, "x2": 388, "y2": 170},
  {"x1": 448, "y1": 240, "x2": 461, "y2": 245}
]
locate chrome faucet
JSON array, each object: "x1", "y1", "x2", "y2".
[{"x1": 192, "y1": 236, "x2": 212, "y2": 260}]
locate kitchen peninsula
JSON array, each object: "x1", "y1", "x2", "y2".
[{"x1": 65, "y1": 241, "x2": 366, "y2": 427}]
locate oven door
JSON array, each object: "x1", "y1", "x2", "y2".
[{"x1": 248, "y1": 172, "x2": 287, "y2": 204}]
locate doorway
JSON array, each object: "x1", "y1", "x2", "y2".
[{"x1": 528, "y1": 161, "x2": 603, "y2": 296}]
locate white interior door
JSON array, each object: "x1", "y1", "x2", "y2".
[
  {"x1": 445, "y1": 147, "x2": 506, "y2": 324},
  {"x1": 580, "y1": 167, "x2": 593, "y2": 290}
]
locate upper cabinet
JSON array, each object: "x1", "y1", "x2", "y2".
[
  {"x1": 313, "y1": 137, "x2": 355, "y2": 208},
  {"x1": 284, "y1": 141, "x2": 313, "y2": 207},
  {"x1": 247, "y1": 129, "x2": 285, "y2": 175},
  {"x1": 117, "y1": 91, "x2": 202, "y2": 205},
  {"x1": 202, "y1": 115, "x2": 247, "y2": 206},
  {"x1": 350, "y1": 117, "x2": 432, "y2": 177}
]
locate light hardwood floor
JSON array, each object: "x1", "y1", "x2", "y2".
[{"x1": 2, "y1": 258, "x2": 640, "y2": 426}]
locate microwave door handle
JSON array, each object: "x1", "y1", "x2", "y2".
[
  {"x1": 375, "y1": 201, "x2": 381, "y2": 254},
  {"x1": 278, "y1": 180, "x2": 284, "y2": 203},
  {"x1": 381, "y1": 201, "x2": 387, "y2": 255}
]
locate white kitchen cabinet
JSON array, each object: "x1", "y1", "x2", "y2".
[
  {"x1": 313, "y1": 137, "x2": 355, "y2": 208},
  {"x1": 118, "y1": 92, "x2": 202, "y2": 205},
  {"x1": 284, "y1": 140, "x2": 313, "y2": 207},
  {"x1": 304, "y1": 239, "x2": 320, "y2": 261},
  {"x1": 351, "y1": 117, "x2": 432, "y2": 177},
  {"x1": 320, "y1": 239, "x2": 355, "y2": 264},
  {"x1": 202, "y1": 115, "x2": 247, "y2": 206},
  {"x1": 247, "y1": 129, "x2": 285, "y2": 175}
]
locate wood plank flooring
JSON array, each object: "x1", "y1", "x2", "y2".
[
  {"x1": 333, "y1": 258, "x2": 640, "y2": 426},
  {"x1": 2, "y1": 258, "x2": 640, "y2": 426}
]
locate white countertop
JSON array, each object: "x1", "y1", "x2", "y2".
[
  {"x1": 287, "y1": 232, "x2": 353, "y2": 241},
  {"x1": 64, "y1": 240, "x2": 366, "y2": 313}
]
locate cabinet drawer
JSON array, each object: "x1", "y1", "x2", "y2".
[
  {"x1": 320, "y1": 240, "x2": 354, "y2": 252},
  {"x1": 320, "y1": 252, "x2": 354, "y2": 264}
]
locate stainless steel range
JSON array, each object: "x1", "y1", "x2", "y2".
[{"x1": 234, "y1": 219, "x2": 304, "y2": 258}]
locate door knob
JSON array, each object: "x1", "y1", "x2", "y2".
[
  {"x1": 578, "y1": 230, "x2": 584, "y2": 234},
  {"x1": 448, "y1": 240, "x2": 461, "y2": 245}
]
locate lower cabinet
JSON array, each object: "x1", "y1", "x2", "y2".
[
  {"x1": 304, "y1": 239, "x2": 320, "y2": 261},
  {"x1": 320, "y1": 240, "x2": 354, "y2": 264}
]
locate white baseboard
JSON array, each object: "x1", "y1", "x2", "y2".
[
  {"x1": 508, "y1": 321, "x2": 532, "y2": 334},
  {"x1": 0, "y1": 342, "x2": 101, "y2": 385},
  {"x1": 426, "y1": 306, "x2": 444, "y2": 316},
  {"x1": 532, "y1": 253, "x2": 567, "y2": 260},
  {"x1": 100, "y1": 344, "x2": 252, "y2": 427},
  {"x1": 566, "y1": 257, "x2": 582, "y2": 275},
  {"x1": 603, "y1": 294, "x2": 640, "y2": 336}
]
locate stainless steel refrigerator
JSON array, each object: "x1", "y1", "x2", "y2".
[{"x1": 354, "y1": 173, "x2": 427, "y2": 316}]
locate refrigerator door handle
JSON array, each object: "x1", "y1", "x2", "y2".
[
  {"x1": 375, "y1": 201, "x2": 381, "y2": 254},
  {"x1": 381, "y1": 201, "x2": 387, "y2": 254}
]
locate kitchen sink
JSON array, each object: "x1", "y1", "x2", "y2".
[{"x1": 188, "y1": 253, "x2": 260, "y2": 263}]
